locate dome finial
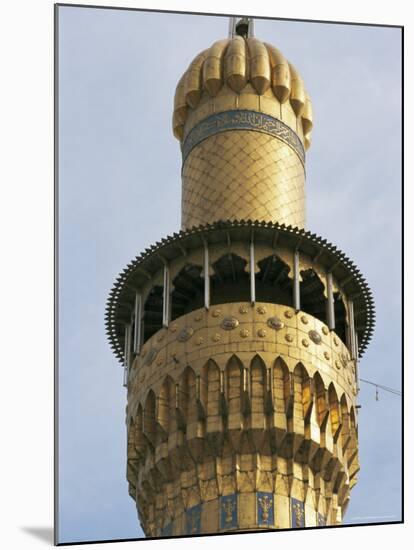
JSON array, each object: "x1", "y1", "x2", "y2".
[{"x1": 228, "y1": 16, "x2": 254, "y2": 38}]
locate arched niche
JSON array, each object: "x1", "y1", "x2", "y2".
[
  {"x1": 211, "y1": 253, "x2": 250, "y2": 305},
  {"x1": 250, "y1": 355, "x2": 267, "y2": 417},
  {"x1": 328, "y1": 383, "x2": 341, "y2": 441},
  {"x1": 225, "y1": 355, "x2": 243, "y2": 419},
  {"x1": 201, "y1": 360, "x2": 221, "y2": 418},
  {"x1": 339, "y1": 394, "x2": 351, "y2": 454},
  {"x1": 143, "y1": 285, "x2": 163, "y2": 343},
  {"x1": 300, "y1": 268, "x2": 327, "y2": 325},
  {"x1": 273, "y1": 357, "x2": 290, "y2": 416},
  {"x1": 171, "y1": 263, "x2": 203, "y2": 321},
  {"x1": 127, "y1": 416, "x2": 138, "y2": 461},
  {"x1": 157, "y1": 376, "x2": 176, "y2": 436},
  {"x1": 143, "y1": 390, "x2": 156, "y2": 448},
  {"x1": 256, "y1": 254, "x2": 293, "y2": 307},
  {"x1": 293, "y1": 363, "x2": 312, "y2": 421},
  {"x1": 178, "y1": 366, "x2": 198, "y2": 428},
  {"x1": 314, "y1": 372, "x2": 328, "y2": 429},
  {"x1": 347, "y1": 407, "x2": 359, "y2": 474}
]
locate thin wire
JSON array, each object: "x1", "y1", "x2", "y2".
[{"x1": 359, "y1": 377, "x2": 402, "y2": 396}]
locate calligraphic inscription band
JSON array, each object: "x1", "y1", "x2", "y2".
[{"x1": 181, "y1": 110, "x2": 306, "y2": 166}]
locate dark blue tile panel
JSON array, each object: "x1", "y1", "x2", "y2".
[
  {"x1": 291, "y1": 498, "x2": 305, "y2": 528},
  {"x1": 257, "y1": 492, "x2": 274, "y2": 527},
  {"x1": 220, "y1": 494, "x2": 238, "y2": 530}
]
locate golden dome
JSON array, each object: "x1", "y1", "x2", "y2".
[{"x1": 173, "y1": 35, "x2": 313, "y2": 150}]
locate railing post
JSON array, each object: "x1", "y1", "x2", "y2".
[
  {"x1": 162, "y1": 263, "x2": 170, "y2": 327},
  {"x1": 203, "y1": 240, "x2": 210, "y2": 310},
  {"x1": 326, "y1": 272, "x2": 336, "y2": 331},
  {"x1": 134, "y1": 292, "x2": 142, "y2": 354},
  {"x1": 355, "y1": 331, "x2": 360, "y2": 392},
  {"x1": 250, "y1": 236, "x2": 256, "y2": 305},
  {"x1": 293, "y1": 250, "x2": 300, "y2": 312},
  {"x1": 123, "y1": 323, "x2": 131, "y2": 388},
  {"x1": 348, "y1": 299, "x2": 357, "y2": 360}
]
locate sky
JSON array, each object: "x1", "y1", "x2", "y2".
[{"x1": 57, "y1": 6, "x2": 402, "y2": 544}]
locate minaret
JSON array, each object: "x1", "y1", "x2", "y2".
[{"x1": 106, "y1": 17, "x2": 375, "y2": 537}]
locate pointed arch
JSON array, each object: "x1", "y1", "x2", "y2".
[
  {"x1": 273, "y1": 356, "x2": 290, "y2": 415},
  {"x1": 340, "y1": 394, "x2": 351, "y2": 453},
  {"x1": 134, "y1": 404, "x2": 146, "y2": 461},
  {"x1": 127, "y1": 416, "x2": 138, "y2": 461},
  {"x1": 293, "y1": 363, "x2": 311, "y2": 421},
  {"x1": 250, "y1": 354, "x2": 266, "y2": 415},
  {"x1": 313, "y1": 372, "x2": 328, "y2": 428},
  {"x1": 348, "y1": 406, "x2": 359, "y2": 481},
  {"x1": 157, "y1": 376, "x2": 175, "y2": 434},
  {"x1": 349, "y1": 406, "x2": 357, "y2": 435},
  {"x1": 202, "y1": 359, "x2": 221, "y2": 418},
  {"x1": 225, "y1": 354, "x2": 243, "y2": 420},
  {"x1": 328, "y1": 383, "x2": 341, "y2": 440},
  {"x1": 179, "y1": 366, "x2": 198, "y2": 427},
  {"x1": 143, "y1": 390, "x2": 156, "y2": 446}
]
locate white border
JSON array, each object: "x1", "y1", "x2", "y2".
[{"x1": 0, "y1": 1, "x2": 410, "y2": 549}]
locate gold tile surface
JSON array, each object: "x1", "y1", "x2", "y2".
[{"x1": 182, "y1": 131, "x2": 305, "y2": 230}]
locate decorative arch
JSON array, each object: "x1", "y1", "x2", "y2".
[
  {"x1": 347, "y1": 407, "x2": 359, "y2": 486},
  {"x1": 225, "y1": 355, "x2": 243, "y2": 421},
  {"x1": 273, "y1": 356, "x2": 290, "y2": 416},
  {"x1": 134, "y1": 404, "x2": 146, "y2": 462},
  {"x1": 211, "y1": 253, "x2": 250, "y2": 305},
  {"x1": 171, "y1": 263, "x2": 204, "y2": 321},
  {"x1": 179, "y1": 366, "x2": 198, "y2": 429},
  {"x1": 157, "y1": 376, "x2": 176, "y2": 436},
  {"x1": 313, "y1": 372, "x2": 328, "y2": 429},
  {"x1": 143, "y1": 285, "x2": 163, "y2": 343},
  {"x1": 201, "y1": 359, "x2": 221, "y2": 418},
  {"x1": 328, "y1": 383, "x2": 341, "y2": 441},
  {"x1": 127, "y1": 416, "x2": 138, "y2": 461},
  {"x1": 250, "y1": 355, "x2": 267, "y2": 422},
  {"x1": 293, "y1": 363, "x2": 312, "y2": 421},
  {"x1": 340, "y1": 394, "x2": 351, "y2": 453},
  {"x1": 300, "y1": 268, "x2": 327, "y2": 324},
  {"x1": 143, "y1": 390, "x2": 156, "y2": 447},
  {"x1": 256, "y1": 254, "x2": 293, "y2": 307},
  {"x1": 348, "y1": 407, "x2": 358, "y2": 465}
]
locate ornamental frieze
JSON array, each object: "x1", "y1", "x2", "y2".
[{"x1": 181, "y1": 110, "x2": 305, "y2": 165}]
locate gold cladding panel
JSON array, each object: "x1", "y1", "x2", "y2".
[
  {"x1": 181, "y1": 131, "x2": 305, "y2": 230},
  {"x1": 128, "y1": 303, "x2": 358, "y2": 536}
]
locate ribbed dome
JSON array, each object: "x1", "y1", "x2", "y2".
[{"x1": 173, "y1": 36, "x2": 313, "y2": 149}]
